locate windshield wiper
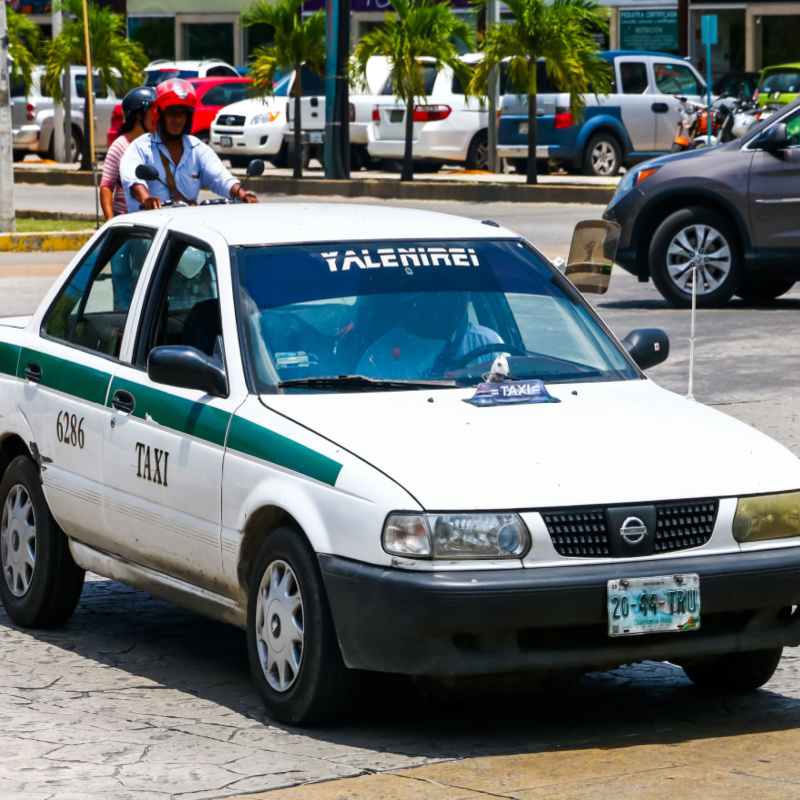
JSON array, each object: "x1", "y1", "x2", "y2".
[{"x1": 279, "y1": 374, "x2": 458, "y2": 391}]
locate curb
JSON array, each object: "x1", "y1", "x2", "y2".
[
  {"x1": 14, "y1": 168, "x2": 615, "y2": 205},
  {"x1": 0, "y1": 231, "x2": 94, "y2": 253}
]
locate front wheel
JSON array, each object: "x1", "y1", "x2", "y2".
[
  {"x1": 466, "y1": 131, "x2": 488, "y2": 170},
  {"x1": 582, "y1": 133, "x2": 621, "y2": 177},
  {"x1": 247, "y1": 527, "x2": 352, "y2": 725},
  {"x1": 681, "y1": 647, "x2": 783, "y2": 692},
  {"x1": 0, "y1": 456, "x2": 84, "y2": 628},
  {"x1": 649, "y1": 206, "x2": 743, "y2": 307}
]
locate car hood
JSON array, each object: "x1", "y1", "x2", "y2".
[
  {"x1": 643, "y1": 141, "x2": 742, "y2": 171},
  {"x1": 262, "y1": 380, "x2": 800, "y2": 510}
]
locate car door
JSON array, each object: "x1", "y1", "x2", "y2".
[
  {"x1": 102, "y1": 230, "x2": 246, "y2": 591},
  {"x1": 614, "y1": 58, "x2": 656, "y2": 152},
  {"x1": 17, "y1": 224, "x2": 158, "y2": 546},
  {"x1": 749, "y1": 106, "x2": 800, "y2": 260},
  {"x1": 652, "y1": 59, "x2": 705, "y2": 151}
]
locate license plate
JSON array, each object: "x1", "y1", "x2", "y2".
[
  {"x1": 390, "y1": 110, "x2": 404, "y2": 123},
  {"x1": 309, "y1": 131, "x2": 323, "y2": 144},
  {"x1": 220, "y1": 136, "x2": 233, "y2": 148},
  {"x1": 519, "y1": 122, "x2": 528, "y2": 134},
  {"x1": 607, "y1": 574, "x2": 700, "y2": 636}
]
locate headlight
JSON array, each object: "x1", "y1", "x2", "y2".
[
  {"x1": 250, "y1": 112, "x2": 280, "y2": 125},
  {"x1": 733, "y1": 491, "x2": 800, "y2": 543},
  {"x1": 382, "y1": 513, "x2": 530, "y2": 559},
  {"x1": 614, "y1": 164, "x2": 660, "y2": 197}
]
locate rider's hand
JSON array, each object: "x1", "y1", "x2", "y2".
[
  {"x1": 241, "y1": 191, "x2": 258, "y2": 204},
  {"x1": 143, "y1": 196, "x2": 162, "y2": 210}
]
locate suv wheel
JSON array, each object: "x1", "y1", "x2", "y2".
[
  {"x1": 466, "y1": 131, "x2": 488, "y2": 170},
  {"x1": 649, "y1": 206, "x2": 743, "y2": 307},
  {"x1": 582, "y1": 133, "x2": 621, "y2": 177},
  {"x1": 681, "y1": 647, "x2": 782, "y2": 692},
  {"x1": 247, "y1": 527, "x2": 351, "y2": 725},
  {"x1": 0, "y1": 456, "x2": 84, "y2": 628},
  {"x1": 736, "y1": 274, "x2": 795, "y2": 302}
]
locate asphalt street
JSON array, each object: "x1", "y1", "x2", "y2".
[{"x1": 1, "y1": 194, "x2": 800, "y2": 798}]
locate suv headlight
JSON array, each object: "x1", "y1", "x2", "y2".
[
  {"x1": 733, "y1": 490, "x2": 800, "y2": 543},
  {"x1": 383, "y1": 513, "x2": 530, "y2": 559},
  {"x1": 250, "y1": 111, "x2": 281, "y2": 125},
  {"x1": 614, "y1": 165, "x2": 660, "y2": 197}
]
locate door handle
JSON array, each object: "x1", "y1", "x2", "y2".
[
  {"x1": 112, "y1": 389, "x2": 135, "y2": 414},
  {"x1": 24, "y1": 362, "x2": 42, "y2": 383},
  {"x1": 651, "y1": 103, "x2": 669, "y2": 113}
]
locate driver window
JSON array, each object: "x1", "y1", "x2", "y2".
[
  {"x1": 781, "y1": 108, "x2": 800, "y2": 148},
  {"x1": 654, "y1": 63, "x2": 699, "y2": 96}
]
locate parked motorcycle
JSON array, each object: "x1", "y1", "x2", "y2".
[{"x1": 671, "y1": 96, "x2": 732, "y2": 152}]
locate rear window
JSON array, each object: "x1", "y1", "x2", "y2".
[
  {"x1": 201, "y1": 82, "x2": 250, "y2": 106},
  {"x1": 504, "y1": 61, "x2": 558, "y2": 96},
  {"x1": 760, "y1": 70, "x2": 800, "y2": 95},
  {"x1": 206, "y1": 66, "x2": 238, "y2": 78},
  {"x1": 145, "y1": 69, "x2": 201, "y2": 86},
  {"x1": 75, "y1": 75, "x2": 109, "y2": 99},
  {"x1": 382, "y1": 65, "x2": 437, "y2": 96},
  {"x1": 10, "y1": 73, "x2": 26, "y2": 98}
]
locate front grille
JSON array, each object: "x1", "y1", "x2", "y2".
[
  {"x1": 216, "y1": 115, "x2": 246, "y2": 127},
  {"x1": 654, "y1": 500, "x2": 718, "y2": 553},
  {"x1": 542, "y1": 499, "x2": 720, "y2": 558},
  {"x1": 542, "y1": 509, "x2": 610, "y2": 558}
]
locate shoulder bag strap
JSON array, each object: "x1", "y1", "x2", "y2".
[{"x1": 156, "y1": 147, "x2": 191, "y2": 204}]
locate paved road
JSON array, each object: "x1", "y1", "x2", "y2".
[{"x1": 1, "y1": 199, "x2": 800, "y2": 798}]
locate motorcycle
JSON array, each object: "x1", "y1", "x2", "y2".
[{"x1": 670, "y1": 96, "x2": 730, "y2": 153}]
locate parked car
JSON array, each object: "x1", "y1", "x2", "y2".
[
  {"x1": 712, "y1": 71, "x2": 760, "y2": 101},
  {"x1": 108, "y1": 77, "x2": 252, "y2": 147},
  {"x1": 755, "y1": 63, "x2": 800, "y2": 108},
  {"x1": 498, "y1": 51, "x2": 708, "y2": 177},
  {"x1": 11, "y1": 65, "x2": 120, "y2": 162},
  {"x1": 367, "y1": 54, "x2": 490, "y2": 171},
  {"x1": 144, "y1": 59, "x2": 238, "y2": 86},
  {"x1": 603, "y1": 97, "x2": 800, "y2": 306},
  {"x1": 3, "y1": 203, "x2": 800, "y2": 727},
  {"x1": 211, "y1": 66, "x2": 325, "y2": 167}
]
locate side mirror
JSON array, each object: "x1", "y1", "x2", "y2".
[
  {"x1": 621, "y1": 328, "x2": 669, "y2": 371},
  {"x1": 564, "y1": 220, "x2": 621, "y2": 295},
  {"x1": 757, "y1": 122, "x2": 788, "y2": 152},
  {"x1": 147, "y1": 346, "x2": 229, "y2": 398},
  {"x1": 135, "y1": 164, "x2": 159, "y2": 181},
  {"x1": 246, "y1": 159, "x2": 265, "y2": 177}
]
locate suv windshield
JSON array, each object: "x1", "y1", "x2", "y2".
[
  {"x1": 234, "y1": 240, "x2": 638, "y2": 393},
  {"x1": 760, "y1": 70, "x2": 800, "y2": 95}
]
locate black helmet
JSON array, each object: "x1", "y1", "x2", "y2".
[{"x1": 118, "y1": 86, "x2": 157, "y2": 135}]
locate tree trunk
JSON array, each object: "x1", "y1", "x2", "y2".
[
  {"x1": 293, "y1": 63, "x2": 303, "y2": 180},
  {"x1": 80, "y1": 85, "x2": 93, "y2": 172},
  {"x1": 526, "y1": 90, "x2": 537, "y2": 186},
  {"x1": 401, "y1": 91, "x2": 414, "y2": 182},
  {"x1": 0, "y1": 1, "x2": 15, "y2": 232}
]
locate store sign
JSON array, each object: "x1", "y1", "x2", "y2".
[{"x1": 620, "y1": 9, "x2": 679, "y2": 53}]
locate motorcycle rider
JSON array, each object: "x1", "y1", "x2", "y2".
[
  {"x1": 100, "y1": 86, "x2": 157, "y2": 220},
  {"x1": 119, "y1": 79, "x2": 258, "y2": 211}
]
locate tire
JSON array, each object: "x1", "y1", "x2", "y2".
[
  {"x1": 670, "y1": 142, "x2": 687, "y2": 154},
  {"x1": 271, "y1": 141, "x2": 289, "y2": 169},
  {"x1": 0, "y1": 456, "x2": 84, "y2": 628},
  {"x1": 735, "y1": 274, "x2": 795, "y2": 302},
  {"x1": 196, "y1": 130, "x2": 210, "y2": 145},
  {"x1": 247, "y1": 526, "x2": 352, "y2": 725},
  {"x1": 649, "y1": 206, "x2": 743, "y2": 308},
  {"x1": 12, "y1": 150, "x2": 26, "y2": 163},
  {"x1": 415, "y1": 160, "x2": 444, "y2": 174},
  {"x1": 582, "y1": 132, "x2": 621, "y2": 177},
  {"x1": 681, "y1": 647, "x2": 783, "y2": 692},
  {"x1": 228, "y1": 155, "x2": 251, "y2": 169},
  {"x1": 466, "y1": 130, "x2": 488, "y2": 170},
  {"x1": 46, "y1": 127, "x2": 81, "y2": 164}
]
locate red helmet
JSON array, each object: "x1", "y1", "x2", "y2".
[{"x1": 152, "y1": 79, "x2": 197, "y2": 131}]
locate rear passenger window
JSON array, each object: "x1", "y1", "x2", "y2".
[
  {"x1": 654, "y1": 63, "x2": 699, "y2": 95},
  {"x1": 381, "y1": 65, "x2": 437, "y2": 96},
  {"x1": 620, "y1": 62, "x2": 648, "y2": 94}
]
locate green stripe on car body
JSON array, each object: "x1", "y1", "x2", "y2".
[
  {"x1": 17, "y1": 348, "x2": 110, "y2": 405},
  {"x1": 108, "y1": 377, "x2": 232, "y2": 447},
  {"x1": 227, "y1": 416, "x2": 343, "y2": 487},
  {"x1": 0, "y1": 343, "x2": 21, "y2": 377}
]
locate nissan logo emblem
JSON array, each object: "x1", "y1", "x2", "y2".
[{"x1": 620, "y1": 516, "x2": 648, "y2": 545}]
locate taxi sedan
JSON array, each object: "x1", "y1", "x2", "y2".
[{"x1": 1, "y1": 205, "x2": 800, "y2": 726}]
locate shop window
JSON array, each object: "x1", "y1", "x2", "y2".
[
  {"x1": 184, "y1": 23, "x2": 234, "y2": 67},
  {"x1": 129, "y1": 17, "x2": 175, "y2": 63}
]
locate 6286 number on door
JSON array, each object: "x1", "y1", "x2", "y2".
[{"x1": 57, "y1": 411, "x2": 85, "y2": 449}]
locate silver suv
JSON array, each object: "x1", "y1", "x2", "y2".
[{"x1": 11, "y1": 65, "x2": 120, "y2": 162}]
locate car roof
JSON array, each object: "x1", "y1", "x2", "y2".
[
  {"x1": 123, "y1": 204, "x2": 518, "y2": 246},
  {"x1": 603, "y1": 50, "x2": 690, "y2": 61},
  {"x1": 189, "y1": 77, "x2": 252, "y2": 89},
  {"x1": 760, "y1": 63, "x2": 800, "y2": 75},
  {"x1": 146, "y1": 60, "x2": 234, "y2": 70}
]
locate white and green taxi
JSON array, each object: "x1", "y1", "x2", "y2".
[{"x1": 1, "y1": 204, "x2": 800, "y2": 725}]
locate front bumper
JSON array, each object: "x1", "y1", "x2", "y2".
[
  {"x1": 211, "y1": 124, "x2": 284, "y2": 157},
  {"x1": 367, "y1": 123, "x2": 472, "y2": 162},
  {"x1": 320, "y1": 548, "x2": 800, "y2": 676}
]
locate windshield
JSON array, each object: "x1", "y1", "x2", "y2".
[
  {"x1": 234, "y1": 240, "x2": 637, "y2": 393},
  {"x1": 760, "y1": 70, "x2": 800, "y2": 95}
]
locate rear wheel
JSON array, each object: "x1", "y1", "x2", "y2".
[
  {"x1": 12, "y1": 150, "x2": 26, "y2": 162},
  {"x1": 735, "y1": 274, "x2": 795, "y2": 301},
  {"x1": 0, "y1": 456, "x2": 84, "y2": 628},
  {"x1": 196, "y1": 130, "x2": 210, "y2": 144},
  {"x1": 582, "y1": 133, "x2": 621, "y2": 177},
  {"x1": 681, "y1": 647, "x2": 783, "y2": 692},
  {"x1": 466, "y1": 130, "x2": 488, "y2": 170}
]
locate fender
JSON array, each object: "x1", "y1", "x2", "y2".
[{"x1": 574, "y1": 112, "x2": 632, "y2": 160}]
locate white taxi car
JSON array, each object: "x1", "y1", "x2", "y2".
[{"x1": 1, "y1": 204, "x2": 800, "y2": 726}]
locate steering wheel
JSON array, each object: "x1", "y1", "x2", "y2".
[{"x1": 448, "y1": 343, "x2": 528, "y2": 370}]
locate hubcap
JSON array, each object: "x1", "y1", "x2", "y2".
[
  {"x1": 591, "y1": 141, "x2": 617, "y2": 175},
  {"x1": 1, "y1": 485, "x2": 37, "y2": 597},
  {"x1": 666, "y1": 224, "x2": 732, "y2": 295},
  {"x1": 255, "y1": 559, "x2": 304, "y2": 693},
  {"x1": 475, "y1": 140, "x2": 489, "y2": 170}
]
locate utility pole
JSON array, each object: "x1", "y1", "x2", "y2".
[
  {"x1": 324, "y1": 0, "x2": 350, "y2": 179},
  {"x1": 52, "y1": 7, "x2": 65, "y2": 162},
  {"x1": 486, "y1": 0, "x2": 499, "y2": 173},
  {"x1": 0, "y1": 0, "x2": 15, "y2": 233}
]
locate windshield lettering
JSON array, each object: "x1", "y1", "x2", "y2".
[{"x1": 322, "y1": 246, "x2": 480, "y2": 272}]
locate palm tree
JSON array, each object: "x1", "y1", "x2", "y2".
[
  {"x1": 352, "y1": 0, "x2": 474, "y2": 182},
  {"x1": 241, "y1": 0, "x2": 326, "y2": 180},
  {"x1": 7, "y1": 7, "x2": 42, "y2": 96},
  {"x1": 45, "y1": 0, "x2": 147, "y2": 171},
  {"x1": 471, "y1": 0, "x2": 611, "y2": 185}
]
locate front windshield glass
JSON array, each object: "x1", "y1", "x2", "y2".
[
  {"x1": 234, "y1": 239, "x2": 638, "y2": 393},
  {"x1": 760, "y1": 70, "x2": 800, "y2": 95}
]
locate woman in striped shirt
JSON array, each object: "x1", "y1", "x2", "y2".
[{"x1": 100, "y1": 87, "x2": 156, "y2": 220}]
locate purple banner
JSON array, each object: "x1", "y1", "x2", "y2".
[{"x1": 304, "y1": 0, "x2": 470, "y2": 12}]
